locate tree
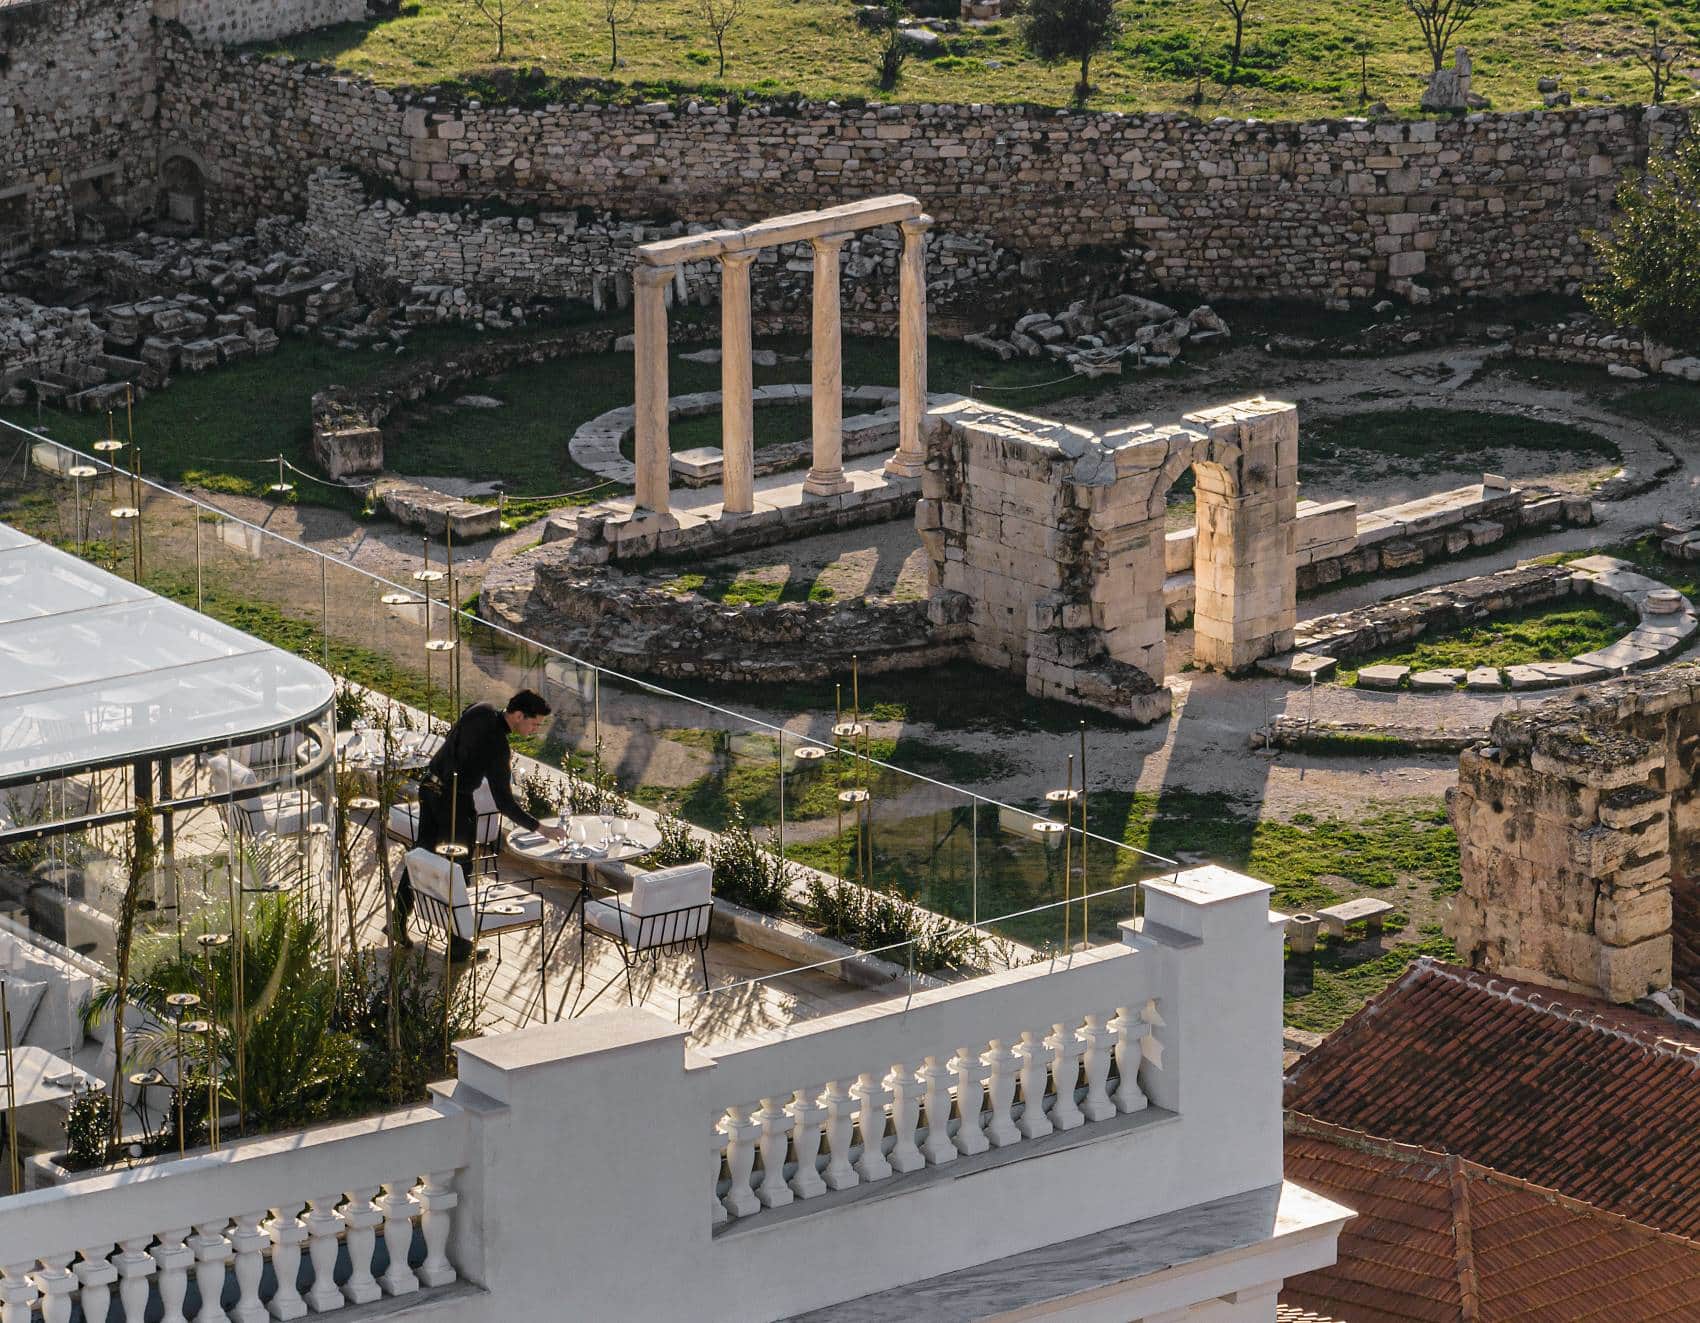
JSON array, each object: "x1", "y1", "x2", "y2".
[
  {"x1": 698, "y1": 0, "x2": 746, "y2": 78},
  {"x1": 1586, "y1": 135, "x2": 1700, "y2": 350},
  {"x1": 874, "y1": 0, "x2": 909, "y2": 92},
  {"x1": 471, "y1": 0, "x2": 516, "y2": 60},
  {"x1": 1214, "y1": 0, "x2": 1252, "y2": 92},
  {"x1": 1402, "y1": 0, "x2": 1479, "y2": 74},
  {"x1": 603, "y1": 0, "x2": 638, "y2": 71},
  {"x1": 1637, "y1": 23, "x2": 1682, "y2": 105},
  {"x1": 1019, "y1": 0, "x2": 1123, "y2": 107}
]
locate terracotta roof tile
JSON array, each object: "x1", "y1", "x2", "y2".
[
  {"x1": 1284, "y1": 959, "x2": 1700, "y2": 1237},
  {"x1": 1283, "y1": 1116, "x2": 1700, "y2": 1323}
]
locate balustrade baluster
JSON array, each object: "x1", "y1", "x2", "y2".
[
  {"x1": 229, "y1": 1213, "x2": 269, "y2": 1323},
  {"x1": 378, "y1": 1179, "x2": 422, "y2": 1295},
  {"x1": 1109, "y1": 1006, "x2": 1149, "y2": 1113},
  {"x1": 416, "y1": 1172, "x2": 460, "y2": 1287},
  {"x1": 1047, "y1": 1021, "x2": 1085, "y2": 1131},
  {"x1": 916, "y1": 1056, "x2": 957, "y2": 1165},
  {"x1": 302, "y1": 1196, "x2": 346, "y2": 1312},
  {"x1": 74, "y1": 1246, "x2": 117, "y2": 1323},
  {"x1": 709, "y1": 1126, "x2": 730, "y2": 1226},
  {"x1": 820, "y1": 1080, "x2": 859, "y2": 1191},
  {"x1": 264, "y1": 1205, "x2": 309, "y2": 1320},
  {"x1": 754, "y1": 1097, "x2": 793, "y2": 1208},
  {"x1": 950, "y1": 1046, "x2": 989, "y2": 1156},
  {"x1": 190, "y1": 1220, "x2": 232, "y2": 1323},
  {"x1": 1079, "y1": 1013, "x2": 1117, "y2": 1122},
  {"x1": 851, "y1": 1072, "x2": 892, "y2": 1182},
  {"x1": 0, "y1": 1262, "x2": 40, "y2": 1323},
  {"x1": 340, "y1": 1189, "x2": 383, "y2": 1305},
  {"x1": 1015, "y1": 1031, "x2": 1053, "y2": 1140},
  {"x1": 980, "y1": 1039, "x2": 1020, "y2": 1147},
  {"x1": 786, "y1": 1088, "x2": 828, "y2": 1200},
  {"x1": 113, "y1": 1238, "x2": 156, "y2": 1323},
  {"x1": 719, "y1": 1104, "x2": 762, "y2": 1218},
  {"x1": 35, "y1": 1255, "x2": 76, "y2": 1323},
  {"x1": 885, "y1": 1063, "x2": 924, "y2": 1173},
  {"x1": 153, "y1": 1229, "x2": 194, "y2": 1323}
]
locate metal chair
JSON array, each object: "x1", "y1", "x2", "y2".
[{"x1": 577, "y1": 863, "x2": 714, "y2": 1014}]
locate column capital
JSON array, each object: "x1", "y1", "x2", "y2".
[
  {"x1": 809, "y1": 230, "x2": 853, "y2": 254},
  {"x1": 633, "y1": 263, "x2": 677, "y2": 288},
  {"x1": 719, "y1": 249, "x2": 759, "y2": 270},
  {"x1": 899, "y1": 213, "x2": 934, "y2": 238}
]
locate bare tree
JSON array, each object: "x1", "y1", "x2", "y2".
[
  {"x1": 1638, "y1": 22, "x2": 1682, "y2": 105},
  {"x1": 1213, "y1": 0, "x2": 1252, "y2": 92},
  {"x1": 1402, "y1": 0, "x2": 1480, "y2": 74},
  {"x1": 604, "y1": 0, "x2": 638, "y2": 71},
  {"x1": 472, "y1": 0, "x2": 515, "y2": 60},
  {"x1": 698, "y1": 0, "x2": 746, "y2": 78}
]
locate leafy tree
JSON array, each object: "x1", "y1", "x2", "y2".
[
  {"x1": 698, "y1": 0, "x2": 747, "y2": 78},
  {"x1": 1587, "y1": 135, "x2": 1700, "y2": 350},
  {"x1": 1020, "y1": 0, "x2": 1124, "y2": 107},
  {"x1": 875, "y1": 0, "x2": 910, "y2": 93},
  {"x1": 1214, "y1": 0, "x2": 1252, "y2": 92},
  {"x1": 1402, "y1": 0, "x2": 1479, "y2": 74}
]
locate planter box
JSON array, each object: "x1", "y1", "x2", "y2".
[{"x1": 709, "y1": 896, "x2": 943, "y2": 992}]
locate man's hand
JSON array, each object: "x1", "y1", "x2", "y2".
[{"x1": 538, "y1": 823, "x2": 571, "y2": 843}]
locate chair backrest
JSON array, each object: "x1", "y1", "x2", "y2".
[
  {"x1": 630, "y1": 863, "x2": 712, "y2": 917},
  {"x1": 405, "y1": 847, "x2": 473, "y2": 941},
  {"x1": 205, "y1": 754, "x2": 259, "y2": 802}
]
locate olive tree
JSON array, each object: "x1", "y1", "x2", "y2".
[
  {"x1": 1019, "y1": 0, "x2": 1123, "y2": 107},
  {"x1": 1586, "y1": 135, "x2": 1700, "y2": 350}
]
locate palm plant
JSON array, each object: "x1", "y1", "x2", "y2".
[{"x1": 85, "y1": 882, "x2": 361, "y2": 1134}]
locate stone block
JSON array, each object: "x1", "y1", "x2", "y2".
[
  {"x1": 1410, "y1": 668, "x2": 1466, "y2": 691},
  {"x1": 1355, "y1": 663, "x2": 1410, "y2": 690},
  {"x1": 311, "y1": 424, "x2": 383, "y2": 479},
  {"x1": 1465, "y1": 666, "x2": 1504, "y2": 691}
]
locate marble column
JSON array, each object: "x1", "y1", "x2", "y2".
[
  {"x1": 633, "y1": 263, "x2": 676, "y2": 516},
  {"x1": 885, "y1": 214, "x2": 931, "y2": 479},
  {"x1": 804, "y1": 232, "x2": 853, "y2": 497},
  {"x1": 719, "y1": 251, "x2": 757, "y2": 515}
]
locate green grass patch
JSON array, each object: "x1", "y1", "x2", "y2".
[
  {"x1": 1281, "y1": 730, "x2": 1427, "y2": 757},
  {"x1": 1285, "y1": 925, "x2": 1457, "y2": 1034},
  {"x1": 1336, "y1": 598, "x2": 1637, "y2": 684},
  {"x1": 655, "y1": 563, "x2": 834, "y2": 604},
  {"x1": 257, "y1": 0, "x2": 1700, "y2": 119},
  {"x1": 1303, "y1": 407, "x2": 1619, "y2": 480}
]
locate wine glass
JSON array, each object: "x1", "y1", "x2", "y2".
[
  {"x1": 599, "y1": 809, "x2": 614, "y2": 849},
  {"x1": 572, "y1": 819, "x2": 589, "y2": 854}
]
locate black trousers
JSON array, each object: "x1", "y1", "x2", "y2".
[{"x1": 396, "y1": 783, "x2": 478, "y2": 952}]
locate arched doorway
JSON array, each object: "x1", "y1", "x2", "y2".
[{"x1": 159, "y1": 154, "x2": 206, "y2": 234}]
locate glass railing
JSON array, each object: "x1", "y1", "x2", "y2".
[{"x1": 2, "y1": 419, "x2": 1180, "y2": 974}]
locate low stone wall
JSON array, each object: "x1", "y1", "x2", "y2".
[
  {"x1": 485, "y1": 551, "x2": 967, "y2": 682},
  {"x1": 1512, "y1": 318, "x2": 1700, "y2": 383},
  {"x1": 1446, "y1": 662, "x2": 1700, "y2": 1004}
]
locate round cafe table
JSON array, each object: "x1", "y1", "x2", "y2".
[
  {"x1": 505, "y1": 814, "x2": 662, "y2": 882},
  {"x1": 299, "y1": 727, "x2": 437, "y2": 773}
]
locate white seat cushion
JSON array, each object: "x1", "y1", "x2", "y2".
[
  {"x1": 390, "y1": 801, "x2": 499, "y2": 844},
  {"x1": 583, "y1": 897, "x2": 639, "y2": 943},
  {"x1": 586, "y1": 863, "x2": 713, "y2": 947},
  {"x1": 0, "y1": 975, "x2": 45, "y2": 1045},
  {"x1": 406, "y1": 846, "x2": 474, "y2": 942},
  {"x1": 631, "y1": 863, "x2": 712, "y2": 916}
]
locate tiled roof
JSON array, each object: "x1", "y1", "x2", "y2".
[
  {"x1": 1283, "y1": 1116, "x2": 1700, "y2": 1323},
  {"x1": 1284, "y1": 958, "x2": 1700, "y2": 1237}
]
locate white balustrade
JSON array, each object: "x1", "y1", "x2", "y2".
[
  {"x1": 706, "y1": 996, "x2": 1166, "y2": 1226},
  {"x1": 0, "y1": 1110, "x2": 465, "y2": 1323}
]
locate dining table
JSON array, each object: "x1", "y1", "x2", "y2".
[{"x1": 505, "y1": 814, "x2": 663, "y2": 882}]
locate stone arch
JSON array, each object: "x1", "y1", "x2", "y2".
[{"x1": 159, "y1": 150, "x2": 210, "y2": 233}]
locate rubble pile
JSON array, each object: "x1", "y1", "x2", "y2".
[
  {"x1": 0, "y1": 296, "x2": 110, "y2": 409},
  {"x1": 964, "y1": 294, "x2": 1230, "y2": 377}
]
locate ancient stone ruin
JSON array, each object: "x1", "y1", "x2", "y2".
[
  {"x1": 921, "y1": 395, "x2": 1298, "y2": 711},
  {"x1": 1447, "y1": 661, "x2": 1700, "y2": 1004}
]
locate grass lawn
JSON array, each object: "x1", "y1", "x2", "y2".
[
  {"x1": 1336, "y1": 598, "x2": 1637, "y2": 685},
  {"x1": 260, "y1": 0, "x2": 1699, "y2": 119},
  {"x1": 10, "y1": 325, "x2": 1113, "y2": 518},
  {"x1": 1302, "y1": 407, "x2": 1620, "y2": 481}
]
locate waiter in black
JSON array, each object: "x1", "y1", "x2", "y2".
[{"x1": 394, "y1": 689, "x2": 568, "y2": 959}]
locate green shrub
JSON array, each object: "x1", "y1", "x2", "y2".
[
  {"x1": 1588, "y1": 135, "x2": 1700, "y2": 351},
  {"x1": 651, "y1": 810, "x2": 706, "y2": 867},
  {"x1": 801, "y1": 873, "x2": 984, "y2": 973},
  {"x1": 62, "y1": 1091, "x2": 108, "y2": 1169},
  {"x1": 708, "y1": 802, "x2": 792, "y2": 913}
]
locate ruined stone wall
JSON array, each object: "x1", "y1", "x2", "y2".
[
  {"x1": 1447, "y1": 664, "x2": 1700, "y2": 1004},
  {"x1": 0, "y1": 0, "x2": 159, "y2": 253},
  {"x1": 158, "y1": 0, "x2": 365, "y2": 46},
  {"x1": 157, "y1": 32, "x2": 1687, "y2": 303},
  {"x1": 295, "y1": 166, "x2": 1016, "y2": 329}
]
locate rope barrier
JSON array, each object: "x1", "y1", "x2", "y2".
[{"x1": 969, "y1": 371, "x2": 1086, "y2": 394}]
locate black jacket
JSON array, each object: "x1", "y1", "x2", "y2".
[{"x1": 423, "y1": 702, "x2": 541, "y2": 832}]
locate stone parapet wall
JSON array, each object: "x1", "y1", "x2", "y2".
[
  {"x1": 1446, "y1": 664, "x2": 1700, "y2": 1003},
  {"x1": 156, "y1": 31, "x2": 1689, "y2": 303}
]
